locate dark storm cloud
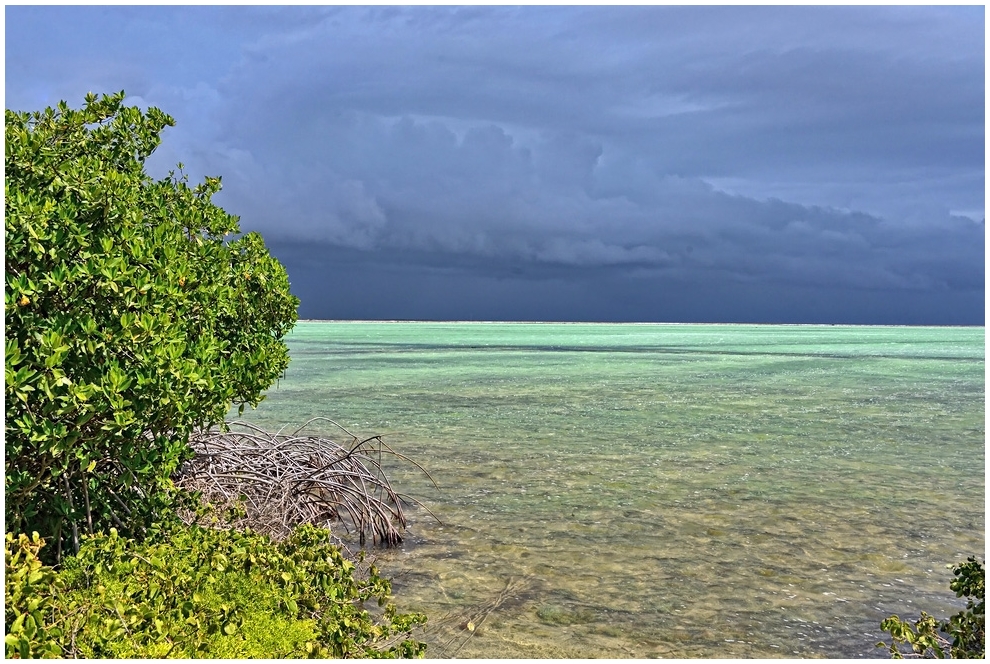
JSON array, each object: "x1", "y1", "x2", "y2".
[{"x1": 5, "y1": 5, "x2": 984, "y2": 322}]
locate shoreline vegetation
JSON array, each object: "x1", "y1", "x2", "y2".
[
  {"x1": 5, "y1": 93, "x2": 428, "y2": 657},
  {"x1": 5, "y1": 421, "x2": 434, "y2": 659}
]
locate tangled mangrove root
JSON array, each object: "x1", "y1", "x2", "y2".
[{"x1": 173, "y1": 418, "x2": 439, "y2": 546}]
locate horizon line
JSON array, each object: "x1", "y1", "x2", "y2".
[{"x1": 295, "y1": 319, "x2": 985, "y2": 328}]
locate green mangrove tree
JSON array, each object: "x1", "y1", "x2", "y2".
[{"x1": 5, "y1": 92, "x2": 299, "y2": 559}]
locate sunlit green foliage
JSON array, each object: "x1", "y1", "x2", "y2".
[
  {"x1": 4, "y1": 93, "x2": 426, "y2": 658},
  {"x1": 5, "y1": 524, "x2": 428, "y2": 658},
  {"x1": 3, "y1": 533, "x2": 63, "y2": 658},
  {"x1": 5, "y1": 92, "x2": 299, "y2": 559},
  {"x1": 878, "y1": 557, "x2": 984, "y2": 658}
]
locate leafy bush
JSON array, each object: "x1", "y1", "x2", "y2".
[
  {"x1": 878, "y1": 557, "x2": 985, "y2": 658},
  {"x1": 5, "y1": 92, "x2": 299, "y2": 559},
  {"x1": 5, "y1": 524, "x2": 428, "y2": 658},
  {"x1": 4, "y1": 91, "x2": 427, "y2": 659},
  {"x1": 3, "y1": 533, "x2": 63, "y2": 658}
]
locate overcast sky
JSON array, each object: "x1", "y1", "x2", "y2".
[{"x1": 5, "y1": 5, "x2": 985, "y2": 323}]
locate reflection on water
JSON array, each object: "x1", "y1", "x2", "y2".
[{"x1": 236, "y1": 322, "x2": 984, "y2": 658}]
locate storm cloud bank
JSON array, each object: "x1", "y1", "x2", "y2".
[{"x1": 6, "y1": 5, "x2": 984, "y2": 323}]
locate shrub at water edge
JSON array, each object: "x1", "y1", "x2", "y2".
[
  {"x1": 5, "y1": 524, "x2": 428, "y2": 658},
  {"x1": 5, "y1": 92, "x2": 299, "y2": 559},
  {"x1": 877, "y1": 557, "x2": 984, "y2": 658}
]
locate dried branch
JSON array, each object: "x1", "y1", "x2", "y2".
[{"x1": 173, "y1": 419, "x2": 439, "y2": 545}]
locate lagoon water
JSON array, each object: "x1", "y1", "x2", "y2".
[{"x1": 236, "y1": 322, "x2": 984, "y2": 658}]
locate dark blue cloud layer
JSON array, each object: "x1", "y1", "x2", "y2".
[{"x1": 5, "y1": 6, "x2": 984, "y2": 323}]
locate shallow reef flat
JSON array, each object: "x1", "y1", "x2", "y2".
[{"x1": 236, "y1": 322, "x2": 985, "y2": 658}]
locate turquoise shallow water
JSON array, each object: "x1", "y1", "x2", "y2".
[{"x1": 235, "y1": 322, "x2": 985, "y2": 658}]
